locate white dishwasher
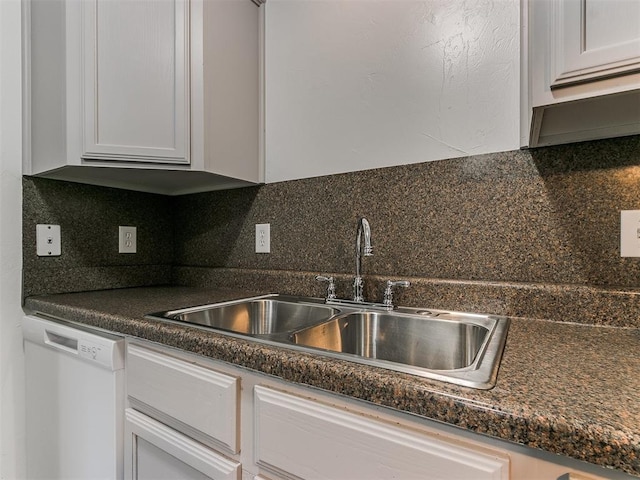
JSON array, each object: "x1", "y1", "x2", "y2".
[{"x1": 23, "y1": 314, "x2": 125, "y2": 480}]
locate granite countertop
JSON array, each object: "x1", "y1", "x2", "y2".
[{"x1": 23, "y1": 285, "x2": 640, "y2": 477}]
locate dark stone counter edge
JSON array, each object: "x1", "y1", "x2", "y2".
[{"x1": 23, "y1": 295, "x2": 640, "y2": 477}]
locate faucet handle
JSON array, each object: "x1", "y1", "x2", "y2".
[
  {"x1": 315, "y1": 275, "x2": 337, "y2": 301},
  {"x1": 383, "y1": 280, "x2": 410, "y2": 308}
]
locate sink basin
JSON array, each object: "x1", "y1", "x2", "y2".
[
  {"x1": 289, "y1": 308, "x2": 509, "y2": 389},
  {"x1": 290, "y1": 312, "x2": 488, "y2": 370},
  {"x1": 157, "y1": 295, "x2": 339, "y2": 335},
  {"x1": 147, "y1": 295, "x2": 509, "y2": 389}
]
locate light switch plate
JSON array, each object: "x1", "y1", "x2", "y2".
[
  {"x1": 620, "y1": 210, "x2": 640, "y2": 257},
  {"x1": 36, "y1": 224, "x2": 61, "y2": 256}
]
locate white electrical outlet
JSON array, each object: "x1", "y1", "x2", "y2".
[
  {"x1": 621, "y1": 210, "x2": 640, "y2": 257},
  {"x1": 119, "y1": 226, "x2": 137, "y2": 254},
  {"x1": 36, "y1": 224, "x2": 61, "y2": 256},
  {"x1": 255, "y1": 223, "x2": 270, "y2": 254}
]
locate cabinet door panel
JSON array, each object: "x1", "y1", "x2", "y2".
[
  {"x1": 125, "y1": 409, "x2": 240, "y2": 480},
  {"x1": 83, "y1": 0, "x2": 188, "y2": 162},
  {"x1": 136, "y1": 438, "x2": 211, "y2": 480},
  {"x1": 552, "y1": 0, "x2": 640, "y2": 87},
  {"x1": 254, "y1": 386, "x2": 509, "y2": 480}
]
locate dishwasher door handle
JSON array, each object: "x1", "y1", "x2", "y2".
[{"x1": 44, "y1": 329, "x2": 79, "y2": 354}]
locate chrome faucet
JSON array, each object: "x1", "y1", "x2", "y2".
[
  {"x1": 383, "y1": 280, "x2": 411, "y2": 308},
  {"x1": 315, "y1": 275, "x2": 336, "y2": 301},
  {"x1": 353, "y1": 217, "x2": 373, "y2": 302}
]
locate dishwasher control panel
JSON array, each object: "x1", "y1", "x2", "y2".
[{"x1": 23, "y1": 315, "x2": 124, "y2": 370}]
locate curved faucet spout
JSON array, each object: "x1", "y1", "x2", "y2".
[{"x1": 354, "y1": 217, "x2": 373, "y2": 302}]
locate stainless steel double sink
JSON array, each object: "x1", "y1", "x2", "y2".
[{"x1": 147, "y1": 294, "x2": 510, "y2": 389}]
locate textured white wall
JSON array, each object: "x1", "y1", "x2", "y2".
[
  {"x1": 0, "y1": 0, "x2": 26, "y2": 477},
  {"x1": 265, "y1": 0, "x2": 521, "y2": 183}
]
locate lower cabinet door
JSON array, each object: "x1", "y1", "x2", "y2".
[
  {"x1": 254, "y1": 386, "x2": 510, "y2": 480},
  {"x1": 125, "y1": 409, "x2": 241, "y2": 480}
]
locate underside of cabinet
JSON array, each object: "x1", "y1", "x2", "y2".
[
  {"x1": 529, "y1": 89, "x2": 640, "y2": 148},
  {"x1": 29, "y1": 165, "x2": 257, "y2": 196}
]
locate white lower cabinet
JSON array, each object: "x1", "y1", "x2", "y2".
[
  {"x1": 124, "y1": 340, "x2": 625, "y2": 480},
  {"x1": 253, "y1": 386, "x2": 508, "y2": 480},
  {"x1": 125, "y1": 342, "x2": 242, "y2": 480},
  {"x1": 126, "y1": 343, "x2": 239, "y2": 454},
  {"x1": 125, "y1": 408, "x2": 240, "y2": 480}
]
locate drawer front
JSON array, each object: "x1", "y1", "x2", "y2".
[
  {"x1": 125, "y1": 409, "x2": 240, "y2": 480},
  {"x1": 254, "y1": 386, "x2": 509, "y2": 480},
  {"x1": 127, "y1": 343, "x2": 239, "y2": 453}
]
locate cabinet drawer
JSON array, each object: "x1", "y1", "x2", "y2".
[
  {"x1": 127, "y1": 343, "x2": 239, "y2": 453},
  {"x1": 254, "y1": 386, "x2": 509, "y2": 480},
  {"x1": 125, "y1": 409, "x2": 240, "y2": 480}
]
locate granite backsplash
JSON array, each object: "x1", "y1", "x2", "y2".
[
  {"x1": 23, "y1": 135, "x2": 640, "y2": 326},
  {"x1": 22, "y1": 178, "x2": 174, "y2": 297}
]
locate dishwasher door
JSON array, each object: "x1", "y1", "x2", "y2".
[{"x1": 23, "y1": 314, "x2": 125, "y2": 480}]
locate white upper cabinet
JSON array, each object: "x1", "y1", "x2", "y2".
[
  {"x1": 25, "y1": 0, "x2": 263, "y2": 195},
  {"x1": 526, "y1": 0, "x2": 640, "y2": 147},
  {"x1": 82, "y1": 0, "x2": 189, "y2": 164},
  {"x1": 549, "y1": 0, "x2": 640, "y2": 88}
]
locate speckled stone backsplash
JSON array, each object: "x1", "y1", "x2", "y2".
[
  {"x1": 171, "y1": 135, "x2": 640, "y2": 326},
  {"x1": 23, "y1": 135, "x2": 640, "y2": 325},
  {"x1": 173, "y1": 136, "x2": 640, "y2": 286},
  {"x1": 22, "y1": 177, "x2": 174, "y2": 297}
]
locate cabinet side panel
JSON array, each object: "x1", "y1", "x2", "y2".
[
  {"x1": 29, "y1": 0, "x2": 68, "y2": 173},
  {"x1": 202, "y1": 0, "x2": 260, "y2": 182}
]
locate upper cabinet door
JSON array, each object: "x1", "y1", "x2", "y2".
[
  {"x1": 550, "y1": 0, "x2": 640, "y2": 88},
  {"x1": 526, "y1": 0, "x2": 640, "y2": 147},
  {"x1": 82, "y1": 0, "x2": 189, "y2": 163}
]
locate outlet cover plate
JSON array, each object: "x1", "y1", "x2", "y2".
[
  {"x1": 621, "y1": 210, "x2": 640, "y2": 257},
  {"x1": 255, "y1": 223, "x2": 270, "y2": 253},
  {"x1": 119, "y1": 226, "x2": 137, "y2": 254},
  {"x1": 36, "y1": 224, "x2": 61, "y2": 256}
]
